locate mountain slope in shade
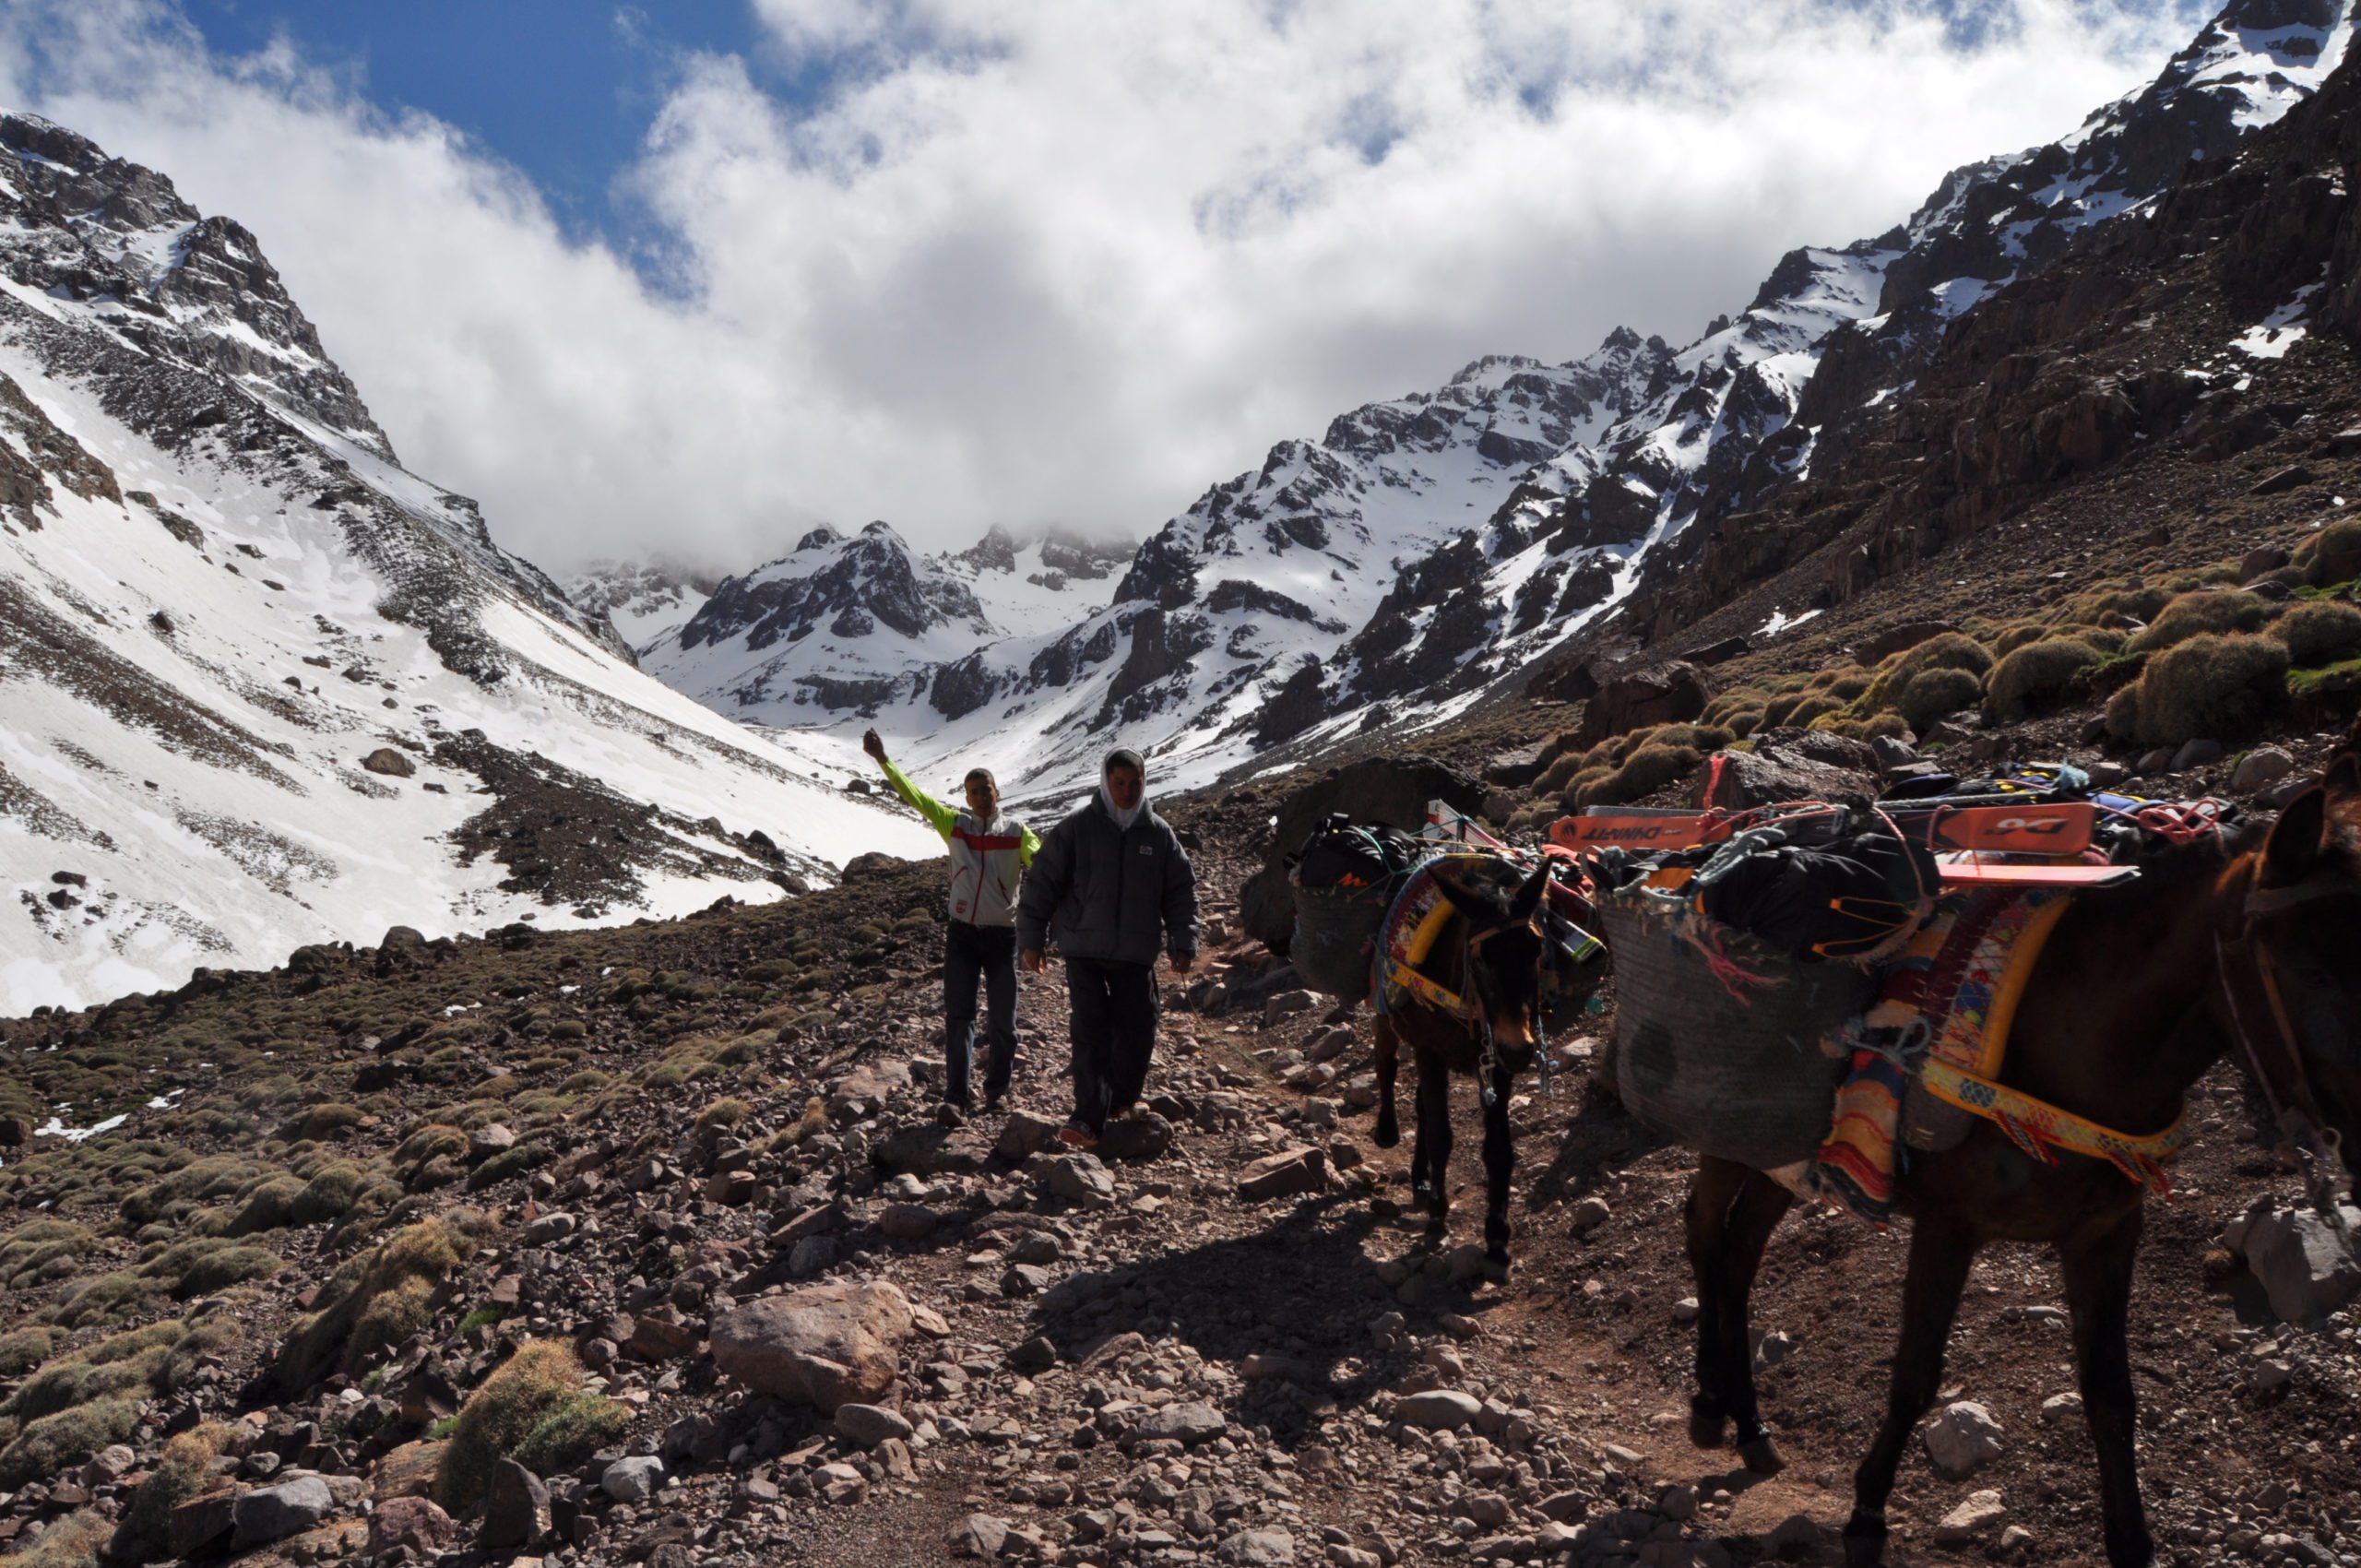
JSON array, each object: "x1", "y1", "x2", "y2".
[{"x1": 0, "y1": 113, "x2": 938, "y2": 1013}]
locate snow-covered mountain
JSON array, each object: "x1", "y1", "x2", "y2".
[
  {"x1": 631, "y1": 0, "x2": 2348, "y2": 808},
  {"x1": 0, "y1": 112, "x2": 937, "y2": 1013},
  {"x1": 641, "y1": 522, "x2": 1133, "y2": 720},
  {"x1": 563, "y1": 558, "x2": 722, "y2": 658}
]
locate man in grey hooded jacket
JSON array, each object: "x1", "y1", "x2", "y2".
[{"x1": 1016, "y1": 747, "x2": 1199, "y2": 1147}]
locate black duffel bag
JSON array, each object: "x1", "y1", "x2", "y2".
[{"x1": 1287, "y1": 815, "x2": 1429, "y2": 1001}]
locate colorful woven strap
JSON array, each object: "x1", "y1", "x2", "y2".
[{"x1": 1920, "y1": 1057, "x2": 2189, "y2": 1194}]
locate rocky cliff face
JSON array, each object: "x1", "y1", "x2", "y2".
[
  {"x1": 1541, "y1": 1, "x2": 2361, "y2": 670},
  {"x1": 0, "y1": 114, "x2": 940, "y2": 1012}
]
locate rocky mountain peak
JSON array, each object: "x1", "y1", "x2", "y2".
[{"x1": 0, "y1": 111, "x2": 394, "y2": 459}]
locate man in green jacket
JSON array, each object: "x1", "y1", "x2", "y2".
[{"x1": 864, "y1": 729, "x2": 1040, "y2": 1112}]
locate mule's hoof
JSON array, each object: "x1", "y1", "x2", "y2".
[
  {"x1": 1687, "y1": 1408, "x2": 1728, "y2": 1450},
  {"x1": 1842, "y1": 1526, "x2": 1888, "y2": 1568},
  {"x1": 1481, "y1": 1255, "x2": 1510, "y2": 1285},
  {"x1": 1738, "y1": 1433, "x2": 1786, "y2": 1475},
  {"x1": 1373, "y1": 1118, "x2": 1400, "y2": 1150}
]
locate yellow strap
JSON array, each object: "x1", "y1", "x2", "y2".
[
  {"x1": 1920, "y1": 1057, "x2": 2189, "y2": 1189},
  {"x1": 1384, "y1": 959, "x2": 1471, "y2": 1019}
]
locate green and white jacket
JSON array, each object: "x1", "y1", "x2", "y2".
[{"x1": 876, "y1": 757, "x2": 1040, "y2": 928}]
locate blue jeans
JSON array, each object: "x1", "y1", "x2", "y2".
[{"x1": 944, "y1": 921, "x2": 1017, "y2": 1105}]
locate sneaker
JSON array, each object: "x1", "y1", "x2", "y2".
[
  {"x1": 1056, "y1": 1118, "x2": 1099, "y2": 1149},
  {"x1": 983, "y1": 1092, "x2": 1005, "y2": 1114}
]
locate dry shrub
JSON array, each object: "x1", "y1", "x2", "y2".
[
  {"x1": 1573, "y1": 744, "x2": 1703, "y2": 810},
  {"x1": 1983, "y1": 638, "x2": 2104, "y2": 722},
  {"x1": 0, "y1": 1223, "x2": 95, "y2": 1293},
  {"x1": 0, "y1": 1329, "x2": 55, "y2": 1377},
  {"x1": 2275, "y1": 600, "x2": 2361, "y2": 666},
  {"x1": 1898, "y1": 667, "x2": 1984, "y2": 732},
  {"x1": 433, "y1": 1341, "x2": 627, "y2": 1510},
  {"x1": 2293, "y1": 517, "x2": 2361, "y2": 585},
  {"x1": 2130, "y1": 589, "x2": 2272, "y2": 653},
  {"x1": 2129, "y1": 634, "x2": 2289, "y2": 745},
  {"x1": 1, "y1": 1507, "x2": 112, "y2": 1568},
  {"x1": 275, "y1": 1215, "x2": 480, "y2": 1395},
  {"x1": 0, "y1": 1397, "x2": 140, "y2": 1488},
  {"x1": 1861, "y1": 632, "x2": 1995, "y2": 716},
  {"x1": 109, "y1": 1423, "x2": 234, "y2": 1564}
]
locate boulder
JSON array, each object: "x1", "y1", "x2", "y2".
[
  {"x1": 1694, "y1": 734, "x2": 1878, "y2": 811},
  {"x1": 467, "y1": 1123, "x2": 516, "y2": 1161},
  {"x1": 950, "y1": 1514, "x2": 1012, "y2": 1559},
  {"x1": 365, "y1": 1496, "x2": 455, "y2": 1558},
  {"x1": 479, "y1": 1458, "x2": 550, "y2": 1549},
  {"x1": 231, "y1": 1475, "x2": 334, "y2": 1547},
  {"x1": 1935, "y1": 1490, "x2": 2006, "y2": 1545},
  {"x1": 1134, "y1": 1401, "x2": 1228, "y2": 1445},
  {"x1": 996, "y1": 1110, "x2": 1062, "y2": 1159},
  {"x1": 1923, "y1": 1401, "x2": 2005, "y2": 1479},
  {"x1": 170, "y1": 1489, "x2": 240, "y2": 1559},
  {"x1": 2226, "y1": 1201, "x2": 2361, "y2": 1322},
  {"x1": 1396, "y1": 1390, "x2": 1481, "y2": 1431},
  {"x1": 1216, "y1": 1528, "x2": 1298, "y2": 1565},
  {"x1": 1046, "y1": 1153, "x2": 1117, "y2": 1206},
  {"x1": 710, "y1": 1277, "x2": 914, "y2": 1412},
  {"x1": 2171, "y1": 738, "x2": 2225, "y2": 772},
  {"x1": 1238, "y1": 1146, "x2": 1326, "y2": 1201},
  {"x1": 600, "y1": 1455, "x2": 665, "y2": 1503},
  {"x1": 1239, "y1": 756, "x2": 1485, "y2": 953},
  {"x1": 1097, "y1": 1112, "x2": 1174, "y2": 1162},
  {"x1": 2232, "y1": 746, "x2": 2296, "y2": 793},
  {"x1": 361, "y1": 746, "x2": 416, "y2": 778},
  {"x1": 835, "y1": 1403, "x2": 915, "y2": 1448},
  {"x1": 1574, "y1": 660, "x2": 1710, "y2": 747}
]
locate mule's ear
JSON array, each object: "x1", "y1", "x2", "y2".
[
  {"x1": 1428, "y1": 866, "x2": 1481, "y2": 919},
  {"x1": 2327, "y1": 749, "x2": 2361, "y2": 804},
  {"x1": 2263, "y1": 785, "x2": 2329, "y2": 886},
  {"x1": 1509, "y1": 862, "x2": 1550, "y2": 924}
]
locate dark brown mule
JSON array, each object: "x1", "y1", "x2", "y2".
[
  {"x1": 1681, "y1": 747, "x2": 2361, "y2": 1568},
  {"x1": 1370, "y1": 857, "x2": 1558, "y2": 1280}
]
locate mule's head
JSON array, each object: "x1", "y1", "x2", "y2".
[
  {"x1": 1432, "y1": 860, "x2": 1555, "y2": 1053},
  {"x1": 2243, "y1": 743, "x2": 2361, "y2": 1189}
]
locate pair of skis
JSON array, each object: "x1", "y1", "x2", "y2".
[{"x1": 1543, "y1": 801, "x2": 2139, "y2": 888}]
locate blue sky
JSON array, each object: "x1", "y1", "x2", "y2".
[{"x1": 177, "y1": 1, "x2": 781, "y2": 255}]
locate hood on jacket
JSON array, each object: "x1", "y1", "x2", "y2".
[{"x1": 1100, "y1": 747, "x2": 1147, "y2": 831}]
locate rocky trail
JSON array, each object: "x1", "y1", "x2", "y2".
[{"x1": 2, "y1": 798, "x2": 2357, "y2": 1568}]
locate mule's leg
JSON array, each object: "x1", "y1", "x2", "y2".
[
  {"x1": 1372, "y1": 1017, "x2": 1401, "y2": 1150},
  {"x1": 1477, "y1": 1061, "x2": 1515, "y2": 1279},
  {"x1": 1415, "y1": 1046, "x2": 1453, "y2": 1230},
  {"x1": 1716, "y1": 1170, "x2": 1796, "y2": 1474},
  {"x1": 1844, "y1": 1211, "x2": 1977, "y2": 1568},
  {"x1": 2062, "y1": 1204, "x2": 2153, "y2": 1568},
  {"x1": 1682, "y1": 1157, "x2": 1750, "y2": 1450}
]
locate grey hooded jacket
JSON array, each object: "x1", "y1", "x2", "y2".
[{"x1": 1016, "y1": 791, "x2": 1199, "y2": 968}]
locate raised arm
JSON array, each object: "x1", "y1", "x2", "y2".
[{"x1": 864, "y1": 729, "x2": 955, "y2": 840}]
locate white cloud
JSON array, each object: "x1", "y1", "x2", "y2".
[{"x1": 0, "y1": 0, "x2": 2205, "y2": 574}]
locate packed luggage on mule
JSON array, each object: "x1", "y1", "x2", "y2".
[
  {"x1": 1285, "y1": 814, "x2": 1432, "y2": 1003},
  {"x1": 1547, "y1": 734, "x2": 2361, "y2": 1568}
]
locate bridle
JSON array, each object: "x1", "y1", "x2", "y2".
[
  {"x1": 1460, "y1": 910, "x2": 1553, "y2": 1108},
  {"x1": 2214, "y1": 866, "x2": 2357, "y2": 1251}
]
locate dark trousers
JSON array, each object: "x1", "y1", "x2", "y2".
[
  {"x1": 1065, "y1": 956, "x2": 1157, "y2": 1133},
  {"x1": 944, "y1": 921, "x2": 1017, "y2": 1105}
]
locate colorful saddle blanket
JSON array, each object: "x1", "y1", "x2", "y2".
[{"x1": 1810, "y1": 887, "x2": 2189, "y2": 1222}]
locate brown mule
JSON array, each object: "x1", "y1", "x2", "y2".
[
  {"x1": 1678, "y1": 743, "x2": 2361, "y2": 1568},
  {"x1": 1370, "y1": 857, "x2": 1559, "y2": 1280}
]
